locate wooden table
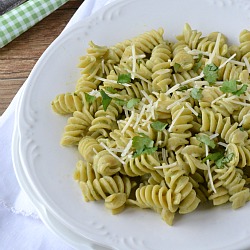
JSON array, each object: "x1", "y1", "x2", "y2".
[{"x1": 0, "y1": 0, "x2": 84, "y2": 115}]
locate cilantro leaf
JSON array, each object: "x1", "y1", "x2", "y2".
[
  {"x1": 105, "y1": 87, "x2": 118, "y2": 94},
  {"x1": 174, "y1": 63, "x2": 181, "y2": 73},
  {"x1": 203, "y1": 63, "x2": 218, "y2": 84},
  {"x1": 127, "y1": 98, "x2": 140, "y2": 109},
  {"x1": 193, "y1": 54, "x2": 203, "y2": 73},
  {"x1": 202, "y1": 152, "x2": 224, "y2": 163},
  {"x1": 220, "y1": 80, "x2": 248, "y2": 96},
  {"x1": 150, "y1": 121, "x2": 168, "y2": 131},
  {"x1": 100, "y1": 90, "x2": 112, "y2": 111},
  {"x1": 84, "y1": 93, "x2": 96, "y2": 104},
  {"x1": 196, "y1": 134, "x2": 216, "y2": 149},
  {"x1": 215, "y1": 153, "x2": 234, "y2": 168},
  {"x1": 132, "y1": 134, "x2": 157, "y2": 157},
  {"x1": 178, "y1": 85, "x2": 189, "y2": 92},
  {"x1": 114, "y1": 98, "x2": 127, "y2": 106},
  {"x1": 220, "y1": 80, "x2": 237, "y2": 93},
  {"x1": 117, "y1": 73, "x2": 131, "y2": 84},
  {"x1": 234, "y1": 84, "x2": 248, "y2": 96},
  {"x1": 191, "y1": 88, "x2": 203, "y2": 100}
]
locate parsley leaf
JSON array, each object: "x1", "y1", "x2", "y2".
[
  {"x1": 196, "y1": 134, "x2": 216, "y2": 149},
  {"x1": 127, "y1": 98, "x2": 140, "y2": 109},
  {"x1": 203, "y1": 63, "x2": 219, "y2": 84},
  {"x1": 132, "y1": 134, "x2": 157, "y2": 157},
  {"x1": 174, "y1": 63, "x2": 181, "y2": 73},
  {"x1": 215, "y1": 153, "x2": 234, "y2": 168},
  {"x1": 117, "y1": 73, "x2": 131, "y2": 84},
  {"x1": 100, "y1": 90, "x2": 112, "y2": 111},
  {"x1": 178, "y1": 85, "x2": 189, "y2": 92},
  {"x1": 193, "y1": 54, "x2": 203, "y2": 73},
  {"x1": 220, "y1": 80, "x2": 247, "y2": 96},
  {"x1": 84, "y1": 93, "x2": 96, "y2": 104},
  {"x1": 150, "y1": 121, "x2": 168, "y2": 131},
  {"x1": 203, "y1": 152, "x2": 224, "y2": 163},
  {"x1": 114, "y1": 98, "x2": 127, "y2": 106},
  {"x1": 191, "y1": 88, "x2": 203, "y2": 100},
  {"x1": 105, "y1": 87, "x2": 118, "y2": 94}
]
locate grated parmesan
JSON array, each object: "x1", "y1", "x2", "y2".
[
  {"x1": 168, "y1": 106, "x2": 185, "y2": 132},
  {"x1": 205, "y1": 144, "x2": 217, "y2": 193},
  {"x1": 243, "y1": 56, "x2": 250, "y2": 74},
  {"x1": 100, "y1": 142, "x2": 125, "y2": 164},
  {"x1": 154, "y1": 162, "x2": 177, "y2": 169},
  {"x1": 219, "y1": 53, "x2": 236, "y2": 69}
]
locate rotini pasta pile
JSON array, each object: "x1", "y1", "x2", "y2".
[{"x1": 51, "y1": 23, "x2": 250, "y2": 225}]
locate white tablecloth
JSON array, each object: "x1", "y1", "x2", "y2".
[{"x1": 0, "y1": 0, "x2": 115, "y2": 249}]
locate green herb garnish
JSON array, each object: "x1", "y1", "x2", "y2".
[
  {"x1": 127, "y1": 98, "x2": 140, "y2": 109},
  {"x1": 174, "y1": 63, "x2": 181, "y2": 73},
  {"x1": 105, "y1": 87, "x2": 118, "y2": 94},
  {"x1": 132, "y1": 134, "x2": 157, "y2": 157},
  {"x1": 193, "y1": 54, "x2": 203, "y2": 73},
  {"x1": 150, "y1": 121, "x2": 168, "y2": 131},
  {"x1": 84, "y1": 93, "x2": 96, "y2": 104},
  {"x1": 220, "y1": 80, "x2": 247, "y2": 96},
  {"x1": 215, "y1": 153, "x2": 234, "y2": 168},
  {"x1": 203, "y1": 152, "x2": 224, "y2": 163},
  {"x1": 117, "y1": 73, "x2": 131, "y2": 84},
  {"x1": 196, "y1": 134, "x2": 216, "y2": 149},
  {"x1": 203, "y1": 63, "x2": 219, "y2": 84},
  {"x1": 114, "y1": 98, "x2": 127, "y2": 106},
  {"x1": 178, "y1": 85, "x2": 189, "y2": 92},
  {"x1": 191, "y1": 88, "x2": 203, "y2": 100},
  {"x1": 100, "y1": 90, "x2": 112, "y2": 111}
]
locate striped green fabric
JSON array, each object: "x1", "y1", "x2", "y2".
[{"x1": 0, "y1": 0, "x2": 69, "y2": 48}]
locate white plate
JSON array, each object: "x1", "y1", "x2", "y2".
[{"x1": 16, "y1": 0, "x2": 250, "y2": 249}]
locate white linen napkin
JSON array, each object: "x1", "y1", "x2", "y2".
[{"x1": 0, "y1": 0, "x2": 115, "y2": 249}]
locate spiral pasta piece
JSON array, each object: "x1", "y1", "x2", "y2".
[
  {"x1": 131, "y1": 184, "x2": 175, "y2": 225},
  {"x1": 167, "y1": 103, "x2": 193, "y2": 151},
  {"x1": 88, "y1": 101, "x2": 123, "y2": 137},
  {"x1": 164, "y1": 165, "x2": 200, "y2": 214},
  {"x1": 51, "y1": 93, "x2": 82, "y2": 115},
  {"x1": 74, "y1": 160, "x2": 101, "y2": 182},
  {"x1": 93, "y1": 150, "x2": 122, "y2": 176},
  {"x1": 80, "y1": 175, "x2": 135, "y2": 214},
  {"x1": 215, "y1": 165, "x2": 250, "y2": 209},
  {"x1": 121, "y1": 154, "x2": 160, "y2": 177},
  {"x1": 200, "y1": 108, "x2": 248, "y2": 144},
  {"x1": 78, "y1": 136, "x2": 103, "y2": 164},
  {"x1": 226, "y1": 143, "x2": 250, "y2": 168}
]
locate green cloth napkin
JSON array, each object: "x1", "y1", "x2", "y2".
[{"x1": 0, "y1": 0, "x2": 69, "y2": 48}]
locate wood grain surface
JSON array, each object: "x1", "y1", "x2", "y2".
[{"x1": 0, "y1": 0, "x2": 84, "y2": 115}]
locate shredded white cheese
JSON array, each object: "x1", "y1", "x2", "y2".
[
  {"x1": 100, "y1": 142, "x2": 125, "y2": 164},
  {"x1": 154, "y1": 162, "x2": 177, "y2": 169},
  {"x1": 185, "y1": 102, "x2": 198, "y2": 116},
  {"x1": 133, "y1": 105, "x2": 146, "y2": 129},
  {"x1": 219, "y1": 53, "x2": 236, "y2": 69},
  {"x1": 243, "y1": 56, "x2": 250, "y2": 74},
  {"x1": 210, "y1": 133, "x2": 219, "y2": 140},
  {"x1": 227, "y1": 100, "x2": 250, "y2": 106},
  {"x1": 218, "y1": 142, "x2": 228, "y2": 148},
  {"x1": 211, "y1": 94, "x2": 227, "y2": 104},
  {"x1": 121, "y1": 139, "x2": 133, "y2": 157},
  {"x1": 168, "y1": 106, "x2": 185, "y2": 132},
  {"x1": 207, "y1": 32, "x2": 221, "y2": 65},
  {"x1": 131, "y1": 44, "x2": 136, "y2": 80},
  {"x1": 205, "y1": 144, "x2": 217, "y2": 193},
  {"x1": 180, "y1": 74, "x2": 204, "y2": 86},
  {"x1": 126, "y1": 69, "x2": 151, "y2": 84},
  {"x1": 121, "y1": 110, "x2": 135, "y2": 134},
  {"x1": 167, "y1": 96, "x2": 189, "y2": 110}
]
